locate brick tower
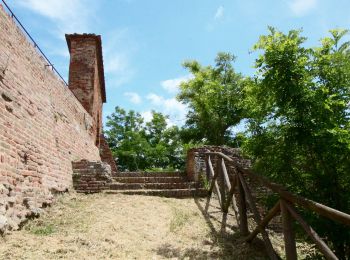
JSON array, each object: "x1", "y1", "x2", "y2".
[{"x1": 65, "y1": 34, "x2": 106, "y2": 147}]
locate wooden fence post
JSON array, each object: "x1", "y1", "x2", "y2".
[
  {"x1": 238, "y1": 178, "x2": 249, "y2": 236},
  {"x1": 281, "y1": 200, "x2": 297, "y2": 260},
  {"x1": 218, "y1": 158, "x2": 226, "y2": 210}
]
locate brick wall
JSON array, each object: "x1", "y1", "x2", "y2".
[
  {"x1": 186, "y1": 146, "x2": 248, "y2": 181},
  {"x1": 0, "y1": 5, "x2": 101, "y2": 232}
]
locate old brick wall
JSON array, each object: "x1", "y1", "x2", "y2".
[
  {"x1": 186, "y1": 146, "x2": 247, "y2": 181},
  {"x1": 0, "y1": 5, "x2": 101, "y2": 232}
]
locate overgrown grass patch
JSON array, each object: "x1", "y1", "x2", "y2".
[
  {"x1": 169, "y1": 208, "x2": 190, "y2": 233},
  {"x1": 28, "y1": 224, "x2": 55, "y2": 236}
]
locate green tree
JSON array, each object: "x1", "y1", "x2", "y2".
[
  {"x1": 177, "y1": 52, "x2": 245, "y2": 145},
  {"x1": 243, "y1": 28, "x2": 350, "y2": 258},
  {"x1": 105, "y1": 106, "x2": 150, "y2": 171},
  {"x1": 144, "y1": 111, "x2": 176, "y2": 169},
  {"x1": 105, "y1": 107, "x2": 186, "y2": 171}
]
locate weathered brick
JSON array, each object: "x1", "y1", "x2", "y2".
[{"x1": 0, "y1": 4, "x2": 119, "y2": 233}]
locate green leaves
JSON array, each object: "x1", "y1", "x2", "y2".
[
  {"x1": 178, "y1": 52, "x2": 245, "y2": 145},
  {"x1": 105, "y1": 28, "x2": 350, "y2": 257},
  {"x1": 244, "y1": 28, "x2": 350, "y2": 257},
  {"x1": 105, "y1": 107, "x2": 185, "y2": 171}
]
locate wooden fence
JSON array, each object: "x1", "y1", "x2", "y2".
[{"x1": 204, "y1": 152, "x2": 350, "y2": 260}]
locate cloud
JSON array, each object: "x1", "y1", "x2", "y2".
[
  {"x1": 124, "y1": 92, "x2": 142, "y2": 104},
  {"x1": 141, "y1": 110, "x2": 176, "y2": 128},
  {"x1": 161, "y1": 75, "x2": 193, "y2": 94},
  {"x1": 146, "y1": 93, "x2": 187, "y2": 126},
  {"x1": 214, "y1": 6, "x2": 225, "y2": 20},
  {"x1": 140, "y1": 111, "x2": 153, "y2": 123},
  {"x1": 103, "y1": 29, "x2": 137, "y2": 88},
  {"x1": 16, "y1": 0, "x2": 97, "y2": 34},
  {"x1": 207, "y1": 5, "x2": 225, "y2": 31},
  {"x1": 288, "y1": 0, "x2": 317, "y2": 16},
  {"x1": 147, "y1": 93, "x2": 163, "y2": 105}
]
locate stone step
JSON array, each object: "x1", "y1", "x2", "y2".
[
  {"x1": 108, "y1": 182, "x2": 199, "y2": 190},
  {"x1": 113, "y1": 172, "x2": 185, "y2": 178},
  {"x1": 112, "y1": 176, "x2": 188, "y2": 184},
  {"x1": 104, "y1": 188, "x2": 208, "y2": 198}
]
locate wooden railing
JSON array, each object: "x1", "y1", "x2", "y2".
[{"x1": 204, "y1": 152, "x2": 350, "y2": 260}]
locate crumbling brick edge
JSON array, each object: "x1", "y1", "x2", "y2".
[
  {"x1": 0, "y1": 185, "x2": 68, "y2": 235},
  {"x1": 72, "y1": 159, "x2": 112, "y2": 193}
]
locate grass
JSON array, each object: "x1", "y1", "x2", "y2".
[
  {"x1": 0, "y1": 192, "x2": 317, "y2": 259},
  {"x1": 169, "y1": 208, "x2": 190, "y2": 233},
  {"x1": 28, "y1": 224, "x2": 55, "y2": 236},
  {"x1": 199, "y1": 173, "x2": 210, "y2": 190}
]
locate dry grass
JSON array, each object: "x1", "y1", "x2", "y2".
[{"x1": 0, "y1": 192, "x2": 314, "y2": 259}]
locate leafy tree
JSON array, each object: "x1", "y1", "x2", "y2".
[
  {"x1": 105, "y1": 107, "x2": 150, "y2": 171},
  {"x1": 105, "y1": 107, "x2": 186, "y2": 171},
  {"x1": 243, "y1": 28, "x2": 350, "y2": 258},
  {"x1": 177, "y1": 52, "x2": 246, "y2": 145}
]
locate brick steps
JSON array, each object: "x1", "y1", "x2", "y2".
[
  {"x1": 105, "y1": 171, "x2": 206, "y2": 198},
  {"x1": 104, "y1": 188, "x2": 207, "y2": 198},
  {"x1": 109, "y1": 182, "x2": 199, "y2": 190},
  {"x1": 112, "y1": 176, "x2": 187, "y2": 183},
  {"x1": 113, "y1": 172, "x2": 184, "y2": 178}
]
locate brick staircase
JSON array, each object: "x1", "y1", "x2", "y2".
[{"x1": 104, "y1": 171, "x2": 207, "y2": 198}]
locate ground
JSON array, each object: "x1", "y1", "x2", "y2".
[{"x1": 0, "y1": 193, "x2": 315, "y2": 260}]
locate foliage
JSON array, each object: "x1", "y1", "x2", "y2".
[
  {"x1": 105, "y1": 106, "x2": 186, "y2": 171},
  {"x1": 177, "y1": 52, "x2": 246, "y2": 145},
  {"x1": 104, "y1": 28, "x2": 350, "y2": 258},
  {"x1": 242, "y1": 27, "x2": 350, "y2": 258}
]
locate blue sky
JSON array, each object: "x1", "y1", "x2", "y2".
[{"x1": 6, "y1": 0, "x2": 350, "y2": 127}]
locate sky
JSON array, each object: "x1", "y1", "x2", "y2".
[{"x1": 5, "y1": 0, "x2": 350, "y2": 128}]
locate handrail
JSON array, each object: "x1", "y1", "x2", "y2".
[
  {"x1": 205, "y1": 152, "x2": 350, "y2": 226},
  {"x1": 1, "y1": 0, "x2": 68, "y2": 86},
  {"x1": 203, "y1": 151, "x2": 350, "y2": 259}
]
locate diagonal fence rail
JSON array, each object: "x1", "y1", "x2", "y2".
[{"x1": 204, "y1": 151, "x2": 350, "y2": 260}]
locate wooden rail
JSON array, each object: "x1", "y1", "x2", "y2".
[{"x1": 204, "y1": 151, "x2": 350, "y2": 260}]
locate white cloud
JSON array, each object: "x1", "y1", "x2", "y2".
[
  {"x1": 214, "y1": 6, "x2": 225, "y2": 20},
  {"x1": 140, "y1": 110, "x2": 175, "y2": 128},
  {"x1": 147, "y1": 93, "x2": 163, "y2": 105},
  {"x1": 207, "y1": 5, "x2": 225, "y2": 31},
  {"x1": 124, "y1": 92, "x2": 141, "y2": 104},
  {"x1": 161, "y1": 75, "x2": 193, "y2": 94},
  {"x1": 140, "y1": 111, "x2": 153, "y2": 123},
  {"x1": 16, "y1": 0, "x2": 97, "y2": 34},
  {"x1": 103, "y1": 29, "x2": 137, "y2": 88},
  {"x1": 146, "y1": 93, "x2": 187, "y2": 126},
  {"x1": 288, "y1": 0, "x2": 317, "y2": 16}
]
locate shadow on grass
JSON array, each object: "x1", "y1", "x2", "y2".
[{"x1": 155, "y1": 196, "x2": 269, "y2": 260}]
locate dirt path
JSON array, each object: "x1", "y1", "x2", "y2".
[{"x1": 0, "y1": 193, "x2": 271, "y2": 259}]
